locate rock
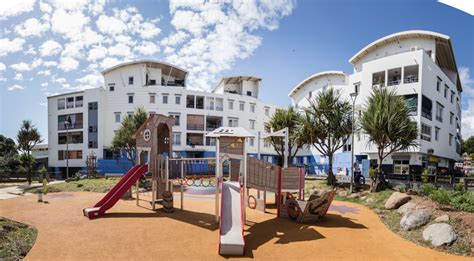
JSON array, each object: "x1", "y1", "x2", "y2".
[
  {"x1": 360, "y1": 196, "x2": 367, "y2": 200},
  {"x1": 338, "y1": 191, "x2": 349, "y2": 197},
  {"x1": 385, "y1": 192, "x2": 411, "y2": 209},
  {"x1": 400, "y1": 208, "x2": 432, "y2": 230},
  {"x1": 397, "y1": 202, "x2": 418, "y2": 215},
  {"x1": 434, "y1": 215, "x2": 450, "y2": 223},
  {"x1": 422, "y1": 223, "x2": 457, "y2": 246},
  {"x1": 366, "y1": 198, "x2": 375, "y2": 203},
  {"x1": 406, "y1": 189, "x2": 418, "y2": 195},
  {"x1": 348, "y1": 192, "x2": 360, "y2": 198}
]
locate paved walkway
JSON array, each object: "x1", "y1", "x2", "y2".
[
  {"x1": 0, "y1": 192, "x2": 468, "y2": 260},
  {"x1": 0, "y1": 181, "x2": 64, "y2": 200}
]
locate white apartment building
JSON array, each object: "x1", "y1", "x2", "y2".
[
  {"x1": 47, "y1": 60, "x2": 281, "y2": 177},
  {"x1": 290, "y1": 30, "x2": 462, "y2": 176}
]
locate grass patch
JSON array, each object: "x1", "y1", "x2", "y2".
[
  {"x1": 0, "y1": 217, "x2": 37, "y2": 260},
  {"x1": 24, "y1": 178, "x2": 120, "y2": 194}
]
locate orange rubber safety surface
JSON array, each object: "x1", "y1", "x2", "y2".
[{"x1": 0, "y1": 192, "x2": 467, "y2": 260}]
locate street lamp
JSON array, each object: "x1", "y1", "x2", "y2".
[
  {"x1": 65, "y1": 115, "x2": 72, "y2": 179},
  {"x1": 349, "y1": 92, "x2": 358, "y2": 193}
]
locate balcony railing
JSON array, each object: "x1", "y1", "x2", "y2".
[
  {"x1": 206, "y1": 106, "x2": 214, "y2": 110},
  {"x1": 187, "y1": 124, "x2": 204, "y2": 131},
  {"x1": 58, "y1": 122, "x2": 83, "y2": 130},
  {"x1": 421, "y1": 108, "x2": 432, "y2": 120},
  {"x1": 215, "y1": 106, "x2": 223, "y2": 111},
  {"x1": 404, "y1": 76, "x2": 419, "y2": 84},
  {"x1": 206, "y1": 124, "x2": 222, "y2": 131},
  {"x1": 387, "y1": 79, "x2": 401, "y2": 86}
]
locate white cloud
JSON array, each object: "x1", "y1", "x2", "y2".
[
  {"x1": 8, "y1": 84, "x2": 25, "y2": 91},
  {"x1": 0, "y1": 0, "x2": 35, "y2": 20},
  {"x1": 0, "y1": 62, "x2": 5, "y2": 71},
  {"x1": 459, "y1": 66, "x2": 474, "y2": 96},
  {"x1": 87, "y1": 45, "x2": 107, "y2": 61},
  {"x1": 38, "y1": 70, "x2": 51, "y2": 76},
  {"x1": 48, "y1": 0, "x2": 89, "y2": 12},
  {"x1": 43, "y1": 61, "x2": 58, "y2": 67},
  {"x1": 39, "y1": 102, "x2": 48, "y2": 107},
  {"x1": 40, "y1": 40, "x2": 63, "y2": 56},
  {"x1": 51, "y1": 9, "x2": 90, "y2": 39},
  {"x1": 14, "y1": 73, "x2": 23, "y2": 81},
  {"x1": 460, "y1": 66, "x2": 474, "y2": 137},
  {"x1": 39, "y1": 1, "x2": 53, "y2": 13},
  {"x1": 76, "y1": 72, "x2": 103, "y2": 89},
  {"x1": 137, "y1": 21, "x2": 161, "y2": 39},
  {"x1": 88, "y1": 0, "x2": 107, "y2": 16},
  {"x1": 96, "y1": 15, "x2": 127, "y2": 35},
  {"x1": 100, "y1": 57, "x2": 122, "y2": 69},
  {"x1": 164, "y1": 0, "x2": 294, "y2": 90},
  {"x1": 0, "y1": 38, "x2": 26, "y2": 56},
  {"x1": 14, "y1": 18, "x2": 50, "y2": 37},
  {"x1": 10, "y1": 62, "x2": 31, "y2": 71},
  {"x1": 24, "y1": 44, "x2": 37, "y2": 55},
  {"x1": 108, "y1": 43, "x2": 132, "y2": 57},
  {"x1": 59, "y1": 56, "x2": 79, "y2": 71},
  {"x1": 135, "y1": 41, "x2": 160, "y2": 56},
  {"x1": 41, "y1": 82, "x2": 49, "y2": 87}
]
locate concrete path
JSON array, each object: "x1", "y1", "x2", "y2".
[
  {"x1": 0, "y1": 192, "x2": 469, "y2": 260},
  {"x1": 0, "y1": 181, "x2": 64, "y2": 200}
]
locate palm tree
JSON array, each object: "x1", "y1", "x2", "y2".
[
  {"x1": 297, "y1": 87, "x2": 352, "y2": 186},
  {"x1": 360, "y1": 87, "x2": 418, "y2": 192},
  {"x1": 265, "y1": 107, "x2": 304, "y2": 166},
  {"x1": 16, "y1": 120, "x2": 43, "y2": 184},
  {"x1": 112, "y1": 107, "x2": 148, "y2": 166}
]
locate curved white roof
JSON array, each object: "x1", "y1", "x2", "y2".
[
  {"x1": 288, "y1": 71, "x2": 347, "y2": 97},
  {"x1": 101, "y1": 59, "x2": 188, "y2": 77},
  {"x1": 349, "y1": 30, "x2": 450, "y2": 64}
]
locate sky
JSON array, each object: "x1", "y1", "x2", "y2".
[{"x1": 0, "y1": 0, "x2": 473, "y2": 143}]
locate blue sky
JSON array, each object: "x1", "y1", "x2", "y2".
[{"x1": 0, "y1": 0, "x2": 473, "y2": 142}]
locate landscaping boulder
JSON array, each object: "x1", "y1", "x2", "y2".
[
  {"x1": 434, "y1": 214, "x2": 450, "y2": 223},
  {"x1": 422, "y1": 223, "x2": 457, "y2": 246},
  {"x1": 385, "y1": 192, "x2": 411, "y2": 209},
  {"x1": 397, "y1": 202, "x2": 417, "y2": 215},
  {"x1": 400, "y1": 208, "x2": 432, "y2": 230}
]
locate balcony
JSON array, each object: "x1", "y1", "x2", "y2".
[
  {"x1": 186, "y1": 133, "x2": 204, "y2": 147},
  {"x1": 403, "y1": 65, "x2": 419, "y2": 84},
  {"x1": 206, "y1": 116, "x2": 222, "y2": 131},
  {"x1": 421, "y1": 108, "x2": 432, "y2": 120},
  {"x1": 187, "y1": 124, "x2": 204, "y2": 131}
]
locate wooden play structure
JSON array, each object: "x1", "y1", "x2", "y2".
[{"x1": 84, "y1": 114, "x2": 336, "y2": 256}]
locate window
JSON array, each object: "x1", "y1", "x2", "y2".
[
  {"x1": 354, "y1": 82, "x2": 360, "y2": 94},
  {"x1": 108, "y1": 83, "x2": 115, "y2": 91},
  {"x1": 421, "y1": 95, "x2": 432, "y2": 120},
  {"x1": 196, "y1": 96, "x2": 204, "y2": 109},
  {"x1": 247, "y1": 91, "x2": 252, "y2": 96},
  {"x1": 343, "y1": 144, "x2": 351, "y2": 152},
  {"x1": 163, "y1": 95, "x2": 168, "y2": 104},
  {"x1": 149, "y1": 79, "x2": 156, "y2": 85},
  {"x1": 403, "y1": 94, "x2": 418, "y2": 116},
  {"x1": 239, "y1": 102, "x2": 245, "y2": 111},
  {"x1": 450, "y1": 112, "x2": 454, "y2": 125},
  {"x1": 449, "y1": 133, "x2": 453, "y2": 146},
  {"x1": 66, "y1": 97, "x2": 74, "y2": 108},
  {"x1": 264, "y1": 107, "x2": 270, "y2": 116},
  {"x1": 128, "y1": 77, "x2": 134, "y2": 85},
  {"x1": 228, "y1": 118, "x2": 238, "y2": 127},
  {"x1": 75, "y1": 96, "x2": 83, "y2": 107},
  {"x1": 58, "y1": 113, "x2": 83, "y2": 130},
  {"x1": 249, "y1": 120, "x2": 255, "y2": 130},
  {"x1": 249, "y1": 138, "x2": 255, "y2": 146},
  {"x1": 450, "y1": 91, "x2": 454, "y2": 103},
  {"x1": 58, "y1": 98, "x2": 65, "y2": 110},
  {"x1": 435, "y1": 127, "x2": 440, "y2": 141},
  {"x1": 58, "y1": 131, "x2": 83, "y2": 144},
  {"x1": 404, "y1": 65, "x2": 419, "y2": 83},
  {"x1": 372, "y1": 71, "x2": 385, "y2": 87},
  {"x1": 421, "y1": 124, "x2": 431, "y2": 141},
  {"x1": 172, "y1": 132, "x2": 181, "y2": 146},
  {"x1": 128, "y1": 94, "x2": 134, "y2": 104},
  {"x1": 169, "y1": 113, "x2": 180, "y2": 126},
  {"x1": 436, "y1": 77, "x2": 441, "y2": 92},
  {"x1": 444, "y1": 85, "x2": 448, "y2": 98},
  {"x1": 186, "y1": 95, "x2": 195, "y2": 108},
  {"x1": 228, "y1": 100, "x2": 234, "y2": 110},
  {"x1": 393, "y1": 160, "x2": 409, "y2": 174},
  {"x1": 387, "y1": 68, "x2": 402, "y2": 86},
  {"x1": 115, "y1": 112, "x2": 121, "y2": 123},
  {"x1": 88, "y1": 102, "x2": 97, "y2": 110},
  {"x1": 175, "y1": 95, "x2": 181, "y2": 105},
  {"x1": 149, "y1": 94, "x2": 155, "y2": 104},
  {"x1": 250, "y1": 104, "x2": 255, "y2": 113},
  {"x1": 436, "y1": 102, "x2": 444, "y2": 122}
]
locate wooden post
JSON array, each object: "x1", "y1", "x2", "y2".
[
  {"x1": 165, "y1": 156, "x2": 169, "y2": 191},
  {"x1": 298, "y1": 167, "x2": 303, "y2": 200},
  {"x1": 136, "y1": 180, "x2": 139, "y2": 206},
  {"x1": 181, "y1": 160, "x2": 184, "y2": 210},
  {"x1": 277, "y1": 167, "x2": 282, "y2": 217},
  {"x1": 263, "y1": 188, "x2": 266, "y2": 213}
]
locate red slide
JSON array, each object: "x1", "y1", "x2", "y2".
[{"x1": 83, "y1": 164, "x2": 148, "y2": 219}]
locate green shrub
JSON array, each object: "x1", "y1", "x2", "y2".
[
  {"x1": 454, "y1": 182, "x2": 465, "y2": 192},
  {"x1": 418, "y1": 183, "x2": 437, "y2": 196},
  {"x1": 421, "y1": 169, "x2": 429, "y2": 183},
  {"x1": 449, "y1": 192, "x2": 474, "y2": 212},
  {"x1": 429, "y1": 189, "x2": 451, "y2": 205}
]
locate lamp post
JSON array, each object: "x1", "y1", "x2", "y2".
[
  {"x1": 349, "y1": 92, "x2": 358, "y2": 193},
  {"x1": 65, "y1": 116, "x2": 72, "y2": 179}
]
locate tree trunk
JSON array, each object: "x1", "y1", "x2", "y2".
[
  {"x1": 371, "y1": 155, "x2": 388, "y2": 192},
  {"x1": 326, "y1": 154, "x2": 337, "y2": 186}
]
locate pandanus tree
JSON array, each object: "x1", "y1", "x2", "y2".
[
  {"x1": 296, "y1": 87, "x2": 352, "y2": 186},
  {"x1": 112, "y1": 107, "x2": 148, "y2": 167},
  {"x1": 360, "y1": 87, "x2": 418, "y2": 192},
  {"x1": 264, "y1": 106, "x2": 304, "y2": 166},
  {"x1": 16, "y1": 120, "x2": 43, "y2": 184}
]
